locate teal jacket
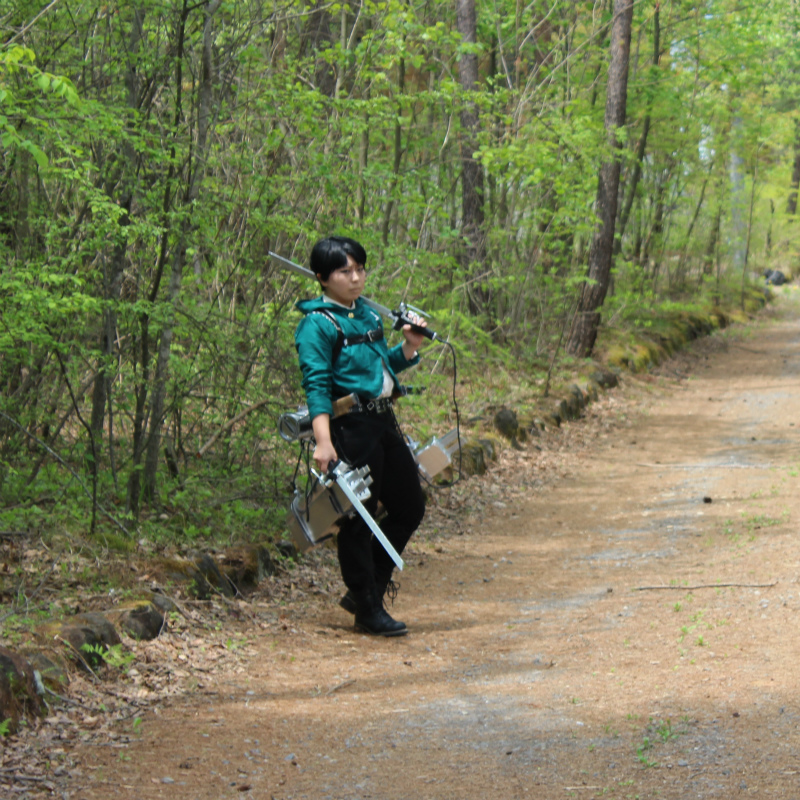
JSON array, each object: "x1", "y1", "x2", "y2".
[{"x1": 294, "y1": 296, "x2": 419, "y2": 420}]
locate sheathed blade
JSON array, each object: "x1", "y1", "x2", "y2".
[
  {"x1": 268, "y1": 251, "x2": 316, "y2": 280},
  {"x1": 331, "y1": 466, "x2": 404, "y2": 571},
  {"x1": 360, "y1": 296, "x2": 393, "y2": 318}
]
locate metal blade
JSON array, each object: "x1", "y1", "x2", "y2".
[
  {"x1": 359, "y1": 296, "x2": 394, "y2": 318},
  {"x1": 331, "y1": 464, "x2": 404, "y2": 571},
  {"x1": 268, "y1": 251, "x2": 316, "y2": 280}
]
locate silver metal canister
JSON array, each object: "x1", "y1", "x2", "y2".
[
  {"x1": 413, "y1": 429, "x2": 460, "y2": 481},
  {"x1": 286, "y1": 466, "x2": 372, "y2": 552}
]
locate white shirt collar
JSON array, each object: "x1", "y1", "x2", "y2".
[{"x1": 323, "y1": 294, "x2": 355, "y2": 310}]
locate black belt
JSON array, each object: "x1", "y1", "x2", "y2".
[
  {"x1": 332, "y1": 393, "x2": 394, "y2": 417},
  {"x1": 359, "y1": 396, "x2": 394, "y2": 414}
]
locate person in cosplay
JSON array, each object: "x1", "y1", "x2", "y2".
[{"x1": 294, "y1": 236, "x2": 427, "y2": 637}]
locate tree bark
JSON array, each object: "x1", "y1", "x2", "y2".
[
  {"x1": 141, "y1": 0, "x2": 222, "y2": 506},
  {"x1": 616, "y1": 4, "x2": 660, "y2": 248},
  {"x1": 381, "y1": 56, "x2": 405, "y2": 246},
  {"x1": 90, "y1": 4, "x2": 146, "y2": 464},
  {"x1": 787, "y1": 119, "x2": 800, "y2": 217},
  {"x1": 456, "y1": 0, "x2": 488, "y2": 313},
  {"x1": 567, "y1": 0, "x2": 634, "y2": 358}
]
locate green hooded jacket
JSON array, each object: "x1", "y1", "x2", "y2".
[{"x1": 294, "y1": 296, "x2": 420, "y2": 420}]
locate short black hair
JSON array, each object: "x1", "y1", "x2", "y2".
[{"x1": 310, "y1": 236, "x2": 367, "y2": 281}]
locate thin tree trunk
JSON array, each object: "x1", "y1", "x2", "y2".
[
  {"x1": 142, "y1": 0, "x2": 222, "y2": 505},
  {"x1": 676, "y1": 164, "x2": 713, "y2": 281},
  {"x1": 126, "y1": 0, "x2": 192, "y2": 515},
  {"x1": 456, "y1": 0, "x2": 487, "y2": 313},
  {"x1": 703, "y1": 201, "x2": 722, "y2": 277},
  {"x1": 645, "y1": 175, "x2": 667, "y2": 291},
  {"x1": 616, "y1": 5, "x2": 659, "y2": 248},
  {"x1": 567, "y1": 0, "x2": 634, "y2": 358},
  {"x1": 382, "y1": 56, "x2": 405, "y2": 246},
  {"x1": 766, "y1": 198, "x2": 774, "y2": 258},
  {"x1": 787, "y1": 119, "x2": 800, "y2": 217},
  {"x1": 741, "y1": 147, "x2": 760, "y2": 309},
  {"x1": 90, "y1": 4, "x2": 145, "y2": 450}
]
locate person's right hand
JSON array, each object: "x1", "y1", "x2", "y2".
[{"x1": 313, "y1": 440, "x2": 338, "y2": 475}]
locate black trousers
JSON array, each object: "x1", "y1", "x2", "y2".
[{"x1": 330, "y1": 410, "x2": 425, "y2": 594}]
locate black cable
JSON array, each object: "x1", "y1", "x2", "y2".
[{"x1": 416, "y1": 339, "x2": 462, "y2": 489}]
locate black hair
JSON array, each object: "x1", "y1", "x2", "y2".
[{"x1": 310, "y1": 236, "x2": 368, "y2": 282}]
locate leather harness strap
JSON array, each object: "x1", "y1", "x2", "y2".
[{"x1": 309, "y1": 310, "x2": 384, "y2": 362}]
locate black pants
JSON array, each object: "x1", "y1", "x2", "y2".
[{"x1": 331, "y1": 410, "x2": 425, "y2": 594}]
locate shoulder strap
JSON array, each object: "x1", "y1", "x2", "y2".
[
  {"x1": 308, "y1": 309, "x2": 384, "y2": 362},
  {"x1": 308, "y1": 310, "x2": 345, "y2": 362}
]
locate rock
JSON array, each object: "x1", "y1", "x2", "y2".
[
  {"x1": 568, "y1": 384, "x2": 586, "y2": 410},
  {"x1": 190, "y1": 552, "x2": 235, "y2": 598},
  {"x1": 218, "y1": 546, "x2": 276, "y2": 594},
  {"x1": 477, "y1": 438, "x2": 498, "y2": 462},
  {"x1": 493, "y1": 408, "x2": 519, "y2": 441},
  {"x1": 38, "y1": 612, "x2": 121, "y2": 668},
  {"x1": 460, "y1": 442, "x2": 487, "y2": 476},
  {"x1": 764, "y1": 269, "x2": 786, "y2": 286},
  {"x1": 108, "y1": 600, "x2": 166, "y2": 641},
  {"x1": 276, "y1": 540, "x2": 297, "y2": 560},
  {"x1": 24, "y1": 651, "x2": 70, "y2": 694},
  {"x1": 150, "y1": 591, "x2": 179, "y2": 615},
  {"x1": 580, "y1": 379, "x2": 600, "y2": 402},
  {"x1": 589, "y1": 366, "x2": 619, "y2": 389},
  {"x1": 0, "y1": 647, "x2": 44, "y2": 732},
  {"x1": 153, "y1": 554, "x2": 232, "y2": 600}
]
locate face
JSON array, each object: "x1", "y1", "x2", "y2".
[{"x1": 319, "y1": 254, "x2": 366, "y2": 306}]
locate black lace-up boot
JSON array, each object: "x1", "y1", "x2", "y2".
[
  {"x1": 353, "y1": 588, "x2": 407, "y2": 637},
  {"x1": 340, "y1": 572, "x2": 399, "y2": 615},
  {"x1": 339, "y1": 590, "x2": 357, "y2": 615}
]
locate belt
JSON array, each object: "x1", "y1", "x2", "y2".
[
  {"x1": 360, "y1": 396, "x2": 394, "y2": 414},
  {"x1": 332, "y1": 393, "x2": 394, "y2": 417}
]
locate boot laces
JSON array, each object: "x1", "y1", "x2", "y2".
[{"x1": 384, "y1": 579, "x2": 399, "y2": 607}]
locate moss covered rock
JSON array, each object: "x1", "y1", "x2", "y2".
[{"x1": 0, "y1": 647, "x2": 43, "y2": 733}]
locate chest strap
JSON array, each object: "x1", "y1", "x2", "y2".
[{"x1": 309, "y1": 310, "x2": 384, "y2": 361}]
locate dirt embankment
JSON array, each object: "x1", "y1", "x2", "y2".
[{"x1": 10, "y1": 290, "x2": 800, "y2": 800}]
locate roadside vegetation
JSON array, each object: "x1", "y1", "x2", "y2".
[{"x1": 1, "y1": 0, "x2": 797, "y2": 566}]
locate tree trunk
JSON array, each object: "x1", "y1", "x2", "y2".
[
  {"x1": 381, "y1": 56, "x2": 405, "y2": 246},
  {"x1": 90, "y1": 4, "x2": 146, "y2": 460},
  {"x1": 677, "y1": 165, "x2": 713, "y2": 282},
  {"x1": 644, "y1": 172, "x2": 667, "y2": 290},
  {"x1": 703, "y1": 202, "x2": 723, "y2": 277},
  {"x1": 141, "y1": 0, "x2": 222, "y2": 506},
  {"x1": 456, "y1": 0, "x2": 487, "y2": 313},
  {"x1": 616, "y1": 4, "x2": 659, "y2": 249},
  {"x1": 728, "y1": 118, "x2": 747, "y2": 274},
  {"x1": 567, "y1": 0, "x2": 634, "y2": 358},
  {"x1": 305, "y1": 1, "x2": 336, "y2": 97},
  {"x1": 787, "y1": 119, "x2": 800, "y2": 217}
]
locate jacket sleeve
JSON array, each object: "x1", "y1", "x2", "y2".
[
  {"x1": 295, "y1": 315, "x2": 338, "y2": 420},
  {"x1": 387, "y1": 342, "x2": 420, "y2": 374}
]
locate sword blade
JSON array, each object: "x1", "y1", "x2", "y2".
[
  {"x1": 268, "y1": 250, "x2": 316, "y2": 280},
  {"x1": 332, "y1": 473, "x2": 404, "y2": 571},
  {"x1": 360, "y1": 296, "x2": 394, "y2": 319}
]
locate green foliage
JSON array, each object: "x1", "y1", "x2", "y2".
[
  {"x1": 0, "y1": 45, "x2": 80, "y2": 165},
  {"x1": 0, "y1": 0, "x2": 797, "y2": 548},
  {"x1": 81, "y1": 643, "x2": 135, "y2": 672}
]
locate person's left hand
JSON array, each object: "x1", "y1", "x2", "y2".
[{"x1": 401, "y1": 311, "x2": 427, "y2": 351}]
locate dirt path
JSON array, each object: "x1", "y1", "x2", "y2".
[{"x1": 73, "y1": 290, "x2": 800, "y2": 800}]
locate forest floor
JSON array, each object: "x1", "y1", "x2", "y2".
[{"x1": 6, "y1": 288, "x2": 800, "y2": 800}]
